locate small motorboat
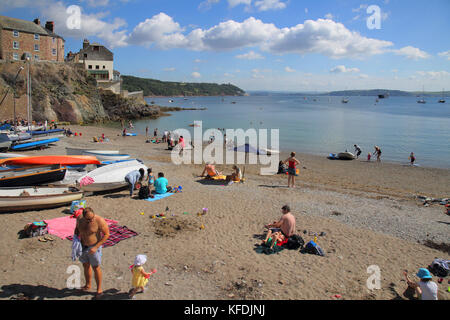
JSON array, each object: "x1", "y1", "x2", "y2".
[
  {"x1": 337, "y1": 152, "x2": 355, "y2": 160},
  {"x1": 0, "y1": 186, "x2": 83, "y2": 213},
  {"x1": 76, "y1": 159, "x2": 147, "y2": 192},
  {"x1": 0, "y1": 165, "x2": 66, "y2": 187}
]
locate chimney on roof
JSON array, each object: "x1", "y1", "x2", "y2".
[
  {"x1": 33, "y1": 18, "x2": 41, "y2": 25},
  {"x1": 45, "y1": 21, "x2": 54, "y2": 33},
  {"x1": 83, "y1": 39, "x2": 90, "y2": 49}
]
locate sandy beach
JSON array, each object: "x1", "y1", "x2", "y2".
[{"x1": 0, "y1": 124, "x2": 448, "y2": 300}]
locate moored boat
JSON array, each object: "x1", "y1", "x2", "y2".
[
  {"x1": 0, "y1": 186, "x2": 83, "y2": 213},
  {"x1": 0, "y1": 155, "x2": 101, "y2": 166},
  {"x1": 337, "y1": 152, "x2": 355, "y2": 160}
]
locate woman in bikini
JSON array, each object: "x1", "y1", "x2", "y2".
[{"x1": 284, "y1": 152, "x2": 300, "y2": 188}]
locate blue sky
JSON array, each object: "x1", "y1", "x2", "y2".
[{"x1": 1, "y1": 0, "x2": 449, "y2": 92}]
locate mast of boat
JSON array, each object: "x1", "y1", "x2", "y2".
[
  {"x1": 26, "y1": 57, "x2": 32, "y2": 136},
  {"x1": 13, "y1": 66, "x2": 25, "y2": 134}
]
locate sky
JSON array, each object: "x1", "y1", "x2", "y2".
[{"x1": 1, "y1": 0, "x2": 450, "y2": 92}]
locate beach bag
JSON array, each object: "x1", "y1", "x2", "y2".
[
  {"x1": 303, "y1": 240, "x2": 325, "y2": 256},
  {"x1": 138, "y1": 185, "x2": 150, "y2": 199},
  {"x1": 24, "y1": 221, "x2": 48, "y2": 238},
  {"x1": 429, "y1": 259, "x2": 450, "y2": 277},
  {"x1": 70, "y1": 200, "x2": 86, "y2": 214},
  {"x1": 286, "y1": 234, "x2": 304, "y2": 250}
]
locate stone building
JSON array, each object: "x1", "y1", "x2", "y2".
[{"x1": 0, "y1": 16, "x2": 65, "y2": 62}]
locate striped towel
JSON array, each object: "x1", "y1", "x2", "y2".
[{"x1": 67, "y1": 225, "x2": 138, "y2": 248}]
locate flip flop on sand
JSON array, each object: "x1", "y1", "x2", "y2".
[{"x1": 38, "y1": 237, "x2": 47, "y2": 242}]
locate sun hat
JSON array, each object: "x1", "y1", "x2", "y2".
[
  {"x1": 416, "y1": 268, "x2": 432, "y2": 279},
  {"x1": 134, "y1": 254, "x2": 147, "y2": 266}
]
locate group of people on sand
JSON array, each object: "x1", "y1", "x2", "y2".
[
  {"x1": 124, "y1": 168, "x2": 171, "y2": 198},
  {"x1": 200, "y1": 162, "x2": 242, "y2": 185},
  {"x1": 353, "y1": 144, "x2": 382, "y2": 162}
]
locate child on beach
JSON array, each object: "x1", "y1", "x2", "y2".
[
  {"x1": 409, "y1": 152, "x2": 416, "y2": 165},
  {"x1": 128, "y1": 254, "x2": 157, "y2": 299},
  {"x1": 403, "y1": 268, "x2": 438, "y2": 300},
  {"x1": 367, "y1": 152, "x2": 371, "y2": 161}
]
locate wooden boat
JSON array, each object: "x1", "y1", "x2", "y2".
[
  {"x1": 82, "y1": 151, "x2": 130, "y2": 161},
  {"x1": 77, "y1": 159, "x2": 147, "y2": 192},
  {"x1": 0, "y1": 186, "x2": 83, "y2": 213},
  {"x1": 66, "y1": 147, "x2": 120, "y2": 155},
  {"x1": 337, "y1": 152, "x2": 355, "y2": 160},
  {"x1": 0, "y1": 165, "x2": 66, "y2": 187},
  {"x1": 0, "y1": 155, "x2": 101, "y2": 166}
]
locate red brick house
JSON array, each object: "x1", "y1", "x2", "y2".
[{"x1": 0, "y1": 16, "x2": 65, "y2": 62}]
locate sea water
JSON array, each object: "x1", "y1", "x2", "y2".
[{"x1": 132, "y1": 94, "x2": 450, "y2": 169}]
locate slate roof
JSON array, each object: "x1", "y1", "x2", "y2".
[{"x1": 0, "y1": 15, "x2": 64, "y2": 40}]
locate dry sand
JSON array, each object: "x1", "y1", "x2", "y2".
[{"x1": 0, "y1": 124, "x2": 449, "y2": 300}]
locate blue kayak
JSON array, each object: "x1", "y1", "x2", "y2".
[
  {"x1": 26, "y1": 129, "x2": 65, "y2": 135},
  {"x1": 11, "y1": 138, "x2": 60, "y2": 150}
]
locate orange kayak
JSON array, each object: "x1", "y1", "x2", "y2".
[{"x1": 0, "y1": 155, "x2": 101, "y2": 166}]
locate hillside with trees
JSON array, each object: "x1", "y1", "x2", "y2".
[{"x1": 121, "y1": 75, "x2": 246, "y2": 97}]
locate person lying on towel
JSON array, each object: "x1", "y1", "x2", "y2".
[{"x1": 200, "y1": 162, "x2": 221, "y2": 178}]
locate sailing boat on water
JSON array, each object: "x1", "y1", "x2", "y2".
[
  {"x1": 438, "y1": 88, "x2": 446, "y2": 103},
  {"x1": 417, "y1": 86, "x2": 426, "y2": 104}
]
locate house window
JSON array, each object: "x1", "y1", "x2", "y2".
[
  {"x1": 88, "y1": 65, "x2": 92, "y2": 69},
  {"x1": 83, "y1": 53, "x2": 87, "y2": 58},
  {"x1": 34, "y1": 55, "x2": 39, "y2": 61},
  {"x1": 34, "y1": 44, "x2": 39, "y2": 51},
  {"x1": 34, "y1": 34, "x2": 40, "y2": 40},
  {"x1": 13, "y1": 41, "x2": 19, "y2": 49},
  {"x1": 13, "y1": 53, "x2": 19, "y2": 60},
  {"x1": 96, "y1": 65, "x2": 99, "y2": 70},
  {"x1": 103, "y1": 65, "x2": 105, "y2": 69},
  {"x1": 52, "y1": 48, "x2": 57, "y2": 56},
  {"x1": 13, "y1": 30, "x2": 19, "y2": 37}
]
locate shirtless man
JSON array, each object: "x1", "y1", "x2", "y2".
[
  {"x1": 74, "y1": 207, "x2": 110, "y2": 299},
  {"x1": 262, "y1": 205, "x2": 296, "y2": 249}
]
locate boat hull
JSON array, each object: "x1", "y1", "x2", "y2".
[
  {"x1": 0, "y1": 156, "x2": 101, "y2": 166},
  {"x1": 66, "y1": 147, "x2": 120, "y2": 155},
  {"x1": 0, "y1": 166, "x2": 66, "y2": 187},
  {"x1": 0, "y1": 187, "x2": 83, "y2": 213},
  {"x1": 338, "y1": 152, "x2": 355, "y2": 160}
]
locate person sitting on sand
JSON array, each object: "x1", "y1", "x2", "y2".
[
  {"x1": 403, "y1": 268, "x2": 438, "y2": 300},
  {"x1": 128, "y1": 254, "x2": 156, "y2": 299},
  {"x1": 262, "y1": 205, "x2": 296, "y2": 249},
  {"x1": 226, "y1": 165, "x2": 242, "y2": 184},
  {"x1": 277, "y1": 161, "x2": 287, "y2": 174},
  {"x1": 284, "y1": 152, "x2": 300, "y2": 188},
  {"x1": 154, "y1": 172, "x2": 172, "y2": 194},
  {"x1": 200, "y1": 162, "x2": 221, "y2": 178},
  {"x1": 125, "y1": 168, "x2": 145, "y2": 198}
]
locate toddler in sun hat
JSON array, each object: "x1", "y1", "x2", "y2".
[
  {"x1": 404, "y1": 268, "x2": 438, "y2": 300},
  {"x1": 128, "y1": 254, "x2": 157, "y2": 299}
]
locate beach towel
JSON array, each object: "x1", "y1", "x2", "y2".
[
  {"x1": 44, "y1": 216, "x2": 118, "y2": 240},
  {"x1": 145, "y1": 193, "x2": 175, "y2": 202},
  {"x1": 254, "y1": 244, "x2": 285, "y2": 255},
  {"x1": 67, "y1": 225, "x2": 138, "y2": 248}
]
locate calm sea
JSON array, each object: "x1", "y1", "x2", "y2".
[{"x1": 131, "y1": 94, "x2": 450, "y2": 169}]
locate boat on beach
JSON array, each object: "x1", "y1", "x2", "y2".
[
  {"x1": 82, "y1": 151, "x2": 131, "y2": 161},
  {"x1": 337, "y1": 152, "x2": 355, "y2": 160},
  {"x1": 0, "y1": 155, "x2": 101, "y2": 166},
  {"x1": 0, "y1": 186, "x2": 83, "y2": 213},
  {"x1": 76, "y1": 159, "x2": 147, "y2": 192},
  {"x1": 66, "y1": 147, "x2": 120, "y2": 155},
  {"x1": 0, "y1": 165, "x2": 66, "y2": 187},
  {"x1": 10, "y1": 137, "x2": 60, "y2": 151}
]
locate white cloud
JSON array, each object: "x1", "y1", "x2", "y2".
[
  {"x1": 416, "y1": 71, "x2": 450, "y2": 79},
  {"x1": 192, "y1": 72, "x2": 201, "y2": 78},
  {"x1": 330, "y1": 65, "x2": 360, "y2": 73},
  {"x1": 81, "y1": 0, "x2": 109, "y2": 7},
  {"x1": 438, "y1": 50, "x2": 450, "y2": 60},
  {"x1": 235, "y1": 50, "x2": 264, "y2": 59},
  {"x1": 198, "y1": 0, "x2": 220, "y2": 11},
  {"x1": 254, "y1": 0, "x2": 287, "y2": 12},
  {"x1": 126, "y1": 13, "x2": 184, "y2": 47},
  {"x1": 284, "y1": 66, "x2": 295, "y2": 73},
  {"x1": 352, "y1": 4, "x2": 368, "y2": 13},
  {"x1": 324, "y1": 13, "x2": 334, "y2": 20},
  {"x1": 393, "y1": 46, "x2": 430, "y2": 60},
  {"x1": 228, "y1": 0, "x2": 251, "y2": 8}
]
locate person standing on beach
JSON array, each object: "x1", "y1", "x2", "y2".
[
  {"x1": 154, "y1": 128, "x2": 158, "y2": 138},
  {"x1": 284, "y1": 152, "x2": 300, "y2": 188},
  {"x1": 74, "y1": 207, "x2": 110, "y2": 299},
  {"x1": 373, "y1": 146, "x2": 382, "y2": 162},
  {"x1": 145, "y1": 126, "x2": 149, "y2": 137},
  {"x1": 354, "y1": 144, "x2": 362, "y2": 159},
  {"x1": 178, "y1": 135, "x2": 185, "y2": 156},
  {"x1": 409, "y1": 152, "x2": 416, "y2": 165},
  {"x1": 125, "y1": 168, "x2": 145, "y2": 197}
]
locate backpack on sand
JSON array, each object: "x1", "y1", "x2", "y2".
[
  {"x1": 302, "y1": 240, "x2": 325, "y2": 256},
  {"x1": 138, "y1": 186, "x2": 150, "y2": 199},
  {"x1": 23, "y1": 221, "x2": 48, "y2": 238},
  {"x1": 429, "y1": 259, "x2": 450, "y2": 278},
  {"x1": 286, "y1": 234, "x2": 305, "y2": 250}
]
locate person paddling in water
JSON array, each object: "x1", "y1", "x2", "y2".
[
  {"x1": 284, "y1": 152, "x2": 300, "y2": 188},
  {"x1": 409, "y1": 152, "x2": 416, "y2": 165}
]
